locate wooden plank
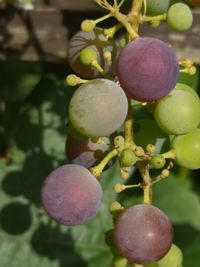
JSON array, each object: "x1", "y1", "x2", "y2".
[{"x1": 0, "y1": 7, "x2": 199, "y2": 63}]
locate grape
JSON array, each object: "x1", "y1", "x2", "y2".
[
  {"x1": 154, "y1": 89, "x2": 200, "y2": 135},
  {"x1": 65, "y1": 135, "x2": 111, "y2": 169},
  {"x1": 150, "y1": 155, "x2": 166, "y2": 169},
  {"x1": 171, "y1": 128, "x2": 200, "y2": 169},
  {"x1": 68, "y1": 28, "x2": 116, "y2": 79},
  {"x1": 146, "y1": 0, "x2": 170, "y2": 15},
  {"x1": 69, "y1": 79, "x2": 128, "y2": 137},
  {"x1": 120, "y1": 148, "x2": 138, "y2": 167},
  {"x1": 116, "y1": 38, "x2": 179, "y2": 102},
  {"x1": 175, "y1": 83, "x2": 199, "y2": 99},
  {"x1": 114, "y1": 204, "x2": 173, "y2": 264},
  {"x1": 167, "y1": 3, "x2": 193, "y2": 32},
  {"x1": 134, "y1": 119, "x2": 169, "y2": 154},
  {"x1": 158, "y1": 244, "x2": 183, "y2": 267},
  {"x1": 41, "y1": 164, "x2": 103, "y2": 226}
]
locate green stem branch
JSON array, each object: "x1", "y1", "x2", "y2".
[
  {"x1": 89, "y1": 148, "x2": 118, "y2": 179},
  {"x1": 139, "y1": 162, "x2": 152, "y2": 204},
  {"x1": 141, "y1": 13, "x2": 167, "y2": 22}
]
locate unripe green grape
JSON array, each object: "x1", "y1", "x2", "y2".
[
  {"x1": 175, "y1": 83, "x2": 199, "y2": 99},
  {"x1": 171, "y1": 128, "x2": 200, "y2": 169},
  {"x1": 120, "y1": 148, "x2": 138, "y2": 167},
  {"x1": 167, "y1": 3, "x2": 193, "y2": 32},
  {"x1": 146, "y1": 0, "x2": 170, "y2": 15},
  {"x1": 150, "y1": 155, "x2": 166, "y2": 169},
  {"x1": 114, "y1": 136, "x2": 125, "y2": 148},
  {"x1": 79, "y1": 47, "x2": 98, "y2": 66},
  {"x1": 158, "y1": 244, "x2": 183, "y2": 267},
  {"x1": 154, "y1": 89, "x2": 200, "y2": 135}
]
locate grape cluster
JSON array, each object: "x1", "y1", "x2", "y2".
[{"x1": 41, "y1": 0, "x2": 198, "y2": 266}]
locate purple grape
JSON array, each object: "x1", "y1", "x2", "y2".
[
  {"x1": 114, "y1": 204, "x2": 173, "y2": 264},
  {"x1": 65, "y1": 135, "x2": 111, "y2": 169},
  {"x1": 68, "y1": 28, "x2": 116, "y2": 79},
  {"x1": 41, "y1": 164, "x2": 103, "y2": 226},
  {"x1": 116, "y1": 38, "x2": 179, "y2": 102}
]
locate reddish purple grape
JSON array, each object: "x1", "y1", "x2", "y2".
[
  {"x1": 114, "y1": 204, "x2": 173, "y2": 264},
  {"x1": 66, "y1": 135, "x2": 111, "y2": 169},
  {"x1": 41, "y1": 164, "x2": 102, "y2": 226},
  {"x1": 68, "y1": 28, "x2": 116, "y2": 79},
  {"x1": 116, "y1": 38, "x2": 179, "y2": 102}
]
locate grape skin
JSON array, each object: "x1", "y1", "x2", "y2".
[
  {"x1": 41, "y1": 164, "x2": 103, "y2": 226},
  {"x1": 114, "y1": 204, "x2": 173, "y2": 264},
  {"x1": 167, "y1": 3, "x2": 193, "y2": 32},
  {"x1": 69, "y1": 79, "x2": 128, "y2": 137},
  {"x1": 171, "y1": 128, "x2": 200, "y2": 169},
  {"x1": 116, "y1": 38, "x2": 179, "y2": 102},
  {"x1": 65, "y1": 135, "x2": 111, "y2": 169},
  {"x1": 146, "y1": 0, "x2": 170, "y2": 15},
  {"x1": 175, "y1": 83, "x2": 199, "y2": 99},
  {"x1": 68, "y1": 28, "x2": 116, "y2": 79},
  {"x1": 154, "y1": 89, "x2": 200, "y2": 135}
]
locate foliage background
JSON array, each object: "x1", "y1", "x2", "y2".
[{"x1": 0, "y1": 4, "x2": 200, "y2": 265}]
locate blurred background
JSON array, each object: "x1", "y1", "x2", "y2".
[{"x1": 0, "y1": 1, "x2": 200, "y2": 267}]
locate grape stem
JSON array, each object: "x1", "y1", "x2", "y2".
[
  {"x1": 128, "y1": 0, "x2": 144, "y2": 33},
  {"x1": 124, "y1": 100, "x2": 135, "y2": 146},
  {"x1": 139, "y1": 162, "x2": 152, "y2": 204},
  {"x1": 161, "y1": 149, "x2": 176, "y2": 159},
  {"x1": 141, "y1": 13, "x2": 167, "y2": 22},
  {"x1": 89, "y1": 148, "x2": 118, "y2": 179}
]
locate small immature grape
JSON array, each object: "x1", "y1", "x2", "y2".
[
  {"x1": 158, "y1": 244, "x2": 183, "y2": 267},
  {"x1": 171, "y1": 128, "x2": 200, "y2": 169},
  {"x1": 120, "y1": 148, "x2": 138, "y2": 167},
  {"x1": 150, "y1": 155, "x2": 166, "y2": 169},
  {"x1": 154, "y1": 89, "x2": 200, "y2": 135},
  {"x1": 116, "y1": 38, "x2": 179, "y2": 102},
  {"x1": 69, "y1": 79, "x2": 128, "y2": 137},
  {"x1": 41, "y1": 164, "x2": 102, "y2": 226},
  {"x1": 81, "y1": 20, "x2": 95, "y2": 32},
  {"x1": 114, "y1": 204, "x2": 173, "y2": 264},
  {"x1": 167, "y1": 3, "x2": 193, "y2": 32},
  {"x1": 113, "y1": 256, "x2": 128, "y2": 267},
  {"x1": 146, "y1": 0, "x2": 170, "y2": 15},
  {"x1": 79, "y1": 47, "x2": 98, "y2": 65},
  {"x1": 68, "y1": 28, "x2": 116, "y2": 79}
]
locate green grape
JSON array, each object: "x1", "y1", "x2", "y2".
[
  {"x1": 167, "y1": 3, "x2": 193, "y2": 32},
  {"x1": 134, "y1": 119, "x2": 168, "y2": 154},
  {"x1": 146, "y1": 0, "x2": 170, "y2": 15},
  {"x1": 171, "y1": 128, "x2": 200, "y2": 169},
  {"x1": 158, "y1": 244, "x2": 183, "y2": 267},
  {"x1": 154, "y1": 89, "x2": 200, "y2": 135},
  {"x1": 150, "y1": 155, "x2": 166, "y2": 169},
  {"x1": 175, "y1": 83, "x2": 199, "y2": 99},
  {"x1": 69, "y1": 79, "x2": 128, "y2": 137},
  {"x1": 120, "y1": 148, "x2": 138, "y2": 167}
]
